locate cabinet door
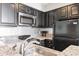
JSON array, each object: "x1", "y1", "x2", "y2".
[
  {"x1": 19, "y1": 3, "x2": 29, "y2": 13},
  {"x1": 35, "y1": 11, "x2": 45, "y2": 27},
  {"x1": 1, "y1": 3, "x2": 17, "y2": 26},
  {"x1": 40, "y1": 12, "x2": 45, "y2": 27},
  {"x1": 45, "y1": 12, "x2": 49, "y2": 27},
  {"x1": 35, "y1": 11, "x2": 41, "y2": 27},
  {"x1": 68, "y1": 4, "x2": 79, "y2": 19},
  {"x1": 45, "y1": 39, "x2": 53, "y2": 49},
  {"x1": 60, "y1": 7, "x2": 68, "y2": 20},
  {"x1": 55, "y1": 6, "x2": 68, "y2": 21},
  {"x1": 45, "y1": 11, "x2": 54, "y2": 27},
  {"x1": 19, "y1": 3, "x2": 34, "y2": 15},
  {"x1": 30, "y1": 8, "x2": 34, "y2": 15},
  {"x1": 48, "y1": 11, "x2": 54, "y2": 27}
]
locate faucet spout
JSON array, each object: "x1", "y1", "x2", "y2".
[{"x1": 19, "y1": 38, "x2": 40, "y2": 56}]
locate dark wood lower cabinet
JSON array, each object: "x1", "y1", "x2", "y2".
[
  {"x1": 44, "y1": 39, "x2": 53, "y2": 49},
  {"x1": 35, "y1": 39, "x2": 53, "y2": 49}
]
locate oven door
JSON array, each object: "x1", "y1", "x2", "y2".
[{"x1": 18, "y1": 12, "x2": 36, "y2": 26}]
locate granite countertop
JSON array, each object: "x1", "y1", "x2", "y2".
[
  {"x1": 0, "y1": 43, "x2": 60, "y2": 56},
  {"x1": 32, "y1": 44, "x2": 61, "y2": 56},
  {"x1": 0, "y1": 40, "x2": 79, "y2": 56},
  {"x1": 0, "y1": 45, "x2": 21, "y2": 56},
  {"x1": 33, "y1": 34, "x2": 53, "y2": 40},
  {"x1": 33, "y1": 44, "x2": 79, "y2": 56},
  {"x1": 59, "y1": 45, "x2": 79, "y2": 56}
]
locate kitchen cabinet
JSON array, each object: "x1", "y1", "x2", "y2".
[
  {"x1": 45, "y1": 11, "x2": 54, "y2": 27},
  {"x1": 40, "y1": 12, "x2": 46, "y2": 27},
  {"x1": 68, "y1": 3, "x2": 79, "y2": 19},
  {"x1": 35, "y1": 39, "x2": 53, "y2": 49},
  {"x1": 0, "y1": 3, "x2": 18, "y2": 26},
  {"x1": 18, "y1": 3, "x2": 34, "y2": 15},
  {"x1": 19, "y1": 3, "x2": 30, "y2": 14},
  {"x1": 55, "y1": 6, "x2": 68, "y2": 21},
  {"x1": 35, "y1": 11, "x2": 45, "y2": 27},
  {"x1": 48, "y1": 11, "x2": 54, "y2": 27},
  {"x1": 44, "y1": 39, "x2": 53, "y2": 49},
  {"x1": 35, "y1": 11, "x2": 41, "y2": 27},
  {"x1": 55, "y1": 3, "x2": 79, "y2": 21},
  {"x1": 18, "y1": 3, "x2": 46, "y2": 27},
  {"x1": 36, "y1": 11, "x2": 54, "y2": 28},
  {"x1": 45, "y1": 12, "x2": 49, "y2": 27},
  {"x1": 19, "y1": 4, "x2": 55, "y2": 28}
]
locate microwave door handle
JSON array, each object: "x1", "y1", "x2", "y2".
[
  {"x1": 34, "y1": 17, "x2": 36, "y2": 25},
  {"x1": 33, "y1": 17, "x2": 36, "y2": 26}
]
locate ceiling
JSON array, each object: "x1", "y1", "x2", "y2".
[{"x1": 24, "y1": 3, "x2": 72, "y2": 12}]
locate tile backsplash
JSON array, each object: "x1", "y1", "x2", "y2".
[
  {"x1": 0, "y1": 27, "x2": 53, "y2": 44},
  {"x1": 38, "y1": 28, "x2": 53, "y2": 35},
  {"x1": 0, "y1": 27, "x2": 39, "y2": 36},
  {"x1": 0, "y1": 27, "x2": 53, "y2": 36}
]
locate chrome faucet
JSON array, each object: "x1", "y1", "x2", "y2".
[{"x1": 19, "y1": 38, "x2": 40, "y2": 56}]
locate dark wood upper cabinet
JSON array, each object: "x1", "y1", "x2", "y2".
[
  {"x1": 1, "y1": 3, "x2": 79, "y2": 27},
  {"x1": 45, "y1": 12, "x2": 49, "y2": 27},
  {"x1": 34, "y1": 10, "x2": 41, "y2": 27},
  {"x1": 55, "y1": 6, "x2": 68, "y2": 21},
  {"x1": 18, "y1": 3, "x2": 34, "y2": 15},
  {"x1": 0, "y1": 3, "x2": 18, "y2": 26},
  {"x1": 40, "y1": 12, "x2": 46, "y2": 27},
  {"x1": 35, "y1": 11, "x2": 54, "y2": 28},
  {"x1": 37, "y1": 12, "x2": 45, "y2": 28},
  {"x1": 34, "y1": 10, "x2": 44, "y2": 27},
  {"x1": 18, "y1": 3, "x2": 28, "y2": 13},
  {"x1": 60, "y1": 7, "x2": 68, "y2": 20},
  {"x1": 48, "y1": 11, "x2": 54, "y2": 27},
  {"x1": 45, "y1": 11, "x2": 54, "y2": 27},
  {"x1": 55, "y1": 3, "x2": 79, "y2": 21},
  {"x1": 68, "y1": 3, "x2": 79, "y2": 19}
]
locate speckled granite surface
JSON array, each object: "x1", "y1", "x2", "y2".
[
  {"x1": 59, "y1": 45, "x2": 79, "y2": 56},
  {"x1": 0, "y1": 42, "x2": 79, "y2": 56},
  {"x1": 0, "y1": 45, "x2": 21, "y2": 56}
]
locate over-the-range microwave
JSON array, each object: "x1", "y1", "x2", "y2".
[{"x1": 18, "y1": 12, "x2": 36, "y2": 26}]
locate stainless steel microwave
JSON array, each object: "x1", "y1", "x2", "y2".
[{"x1": 18, "y1": 12, "x2": 36, "y2": 26}]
